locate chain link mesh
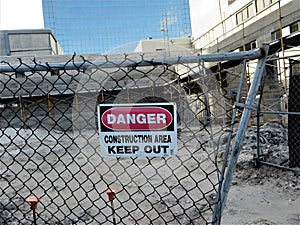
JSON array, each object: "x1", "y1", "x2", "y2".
[
  {"x1": 0, "y1": 52, "x2": 259, "y2": 224},
  {"x1": 255, "y1": 55, "x2": 300, "y2": 170}
]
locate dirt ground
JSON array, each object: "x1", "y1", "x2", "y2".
[
  {"x1": 1, "y1": 126, "x2": 299, "y2": 224},
  {"x1": 219, "y1": 122, "x2": 300, "y2": 225},
  {"x1": 221, "y1": 161, "x2": 300, "y2": 225}
]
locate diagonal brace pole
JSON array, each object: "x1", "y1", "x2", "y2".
[{"x1": 212, "y1": 44, "x2": 269, "y2": 225}]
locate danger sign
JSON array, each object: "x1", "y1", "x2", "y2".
[{"x1": 97, "y1": 103, "x2": 178, "y2": 157}]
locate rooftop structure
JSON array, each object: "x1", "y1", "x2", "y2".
[{"x1": 0, "y1": 29, "x2": 64, "y2": 56}]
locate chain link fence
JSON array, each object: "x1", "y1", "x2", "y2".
[
  {"x1": 0, "y1": 49, "x2": 266, "y2": 224},
  {"x1": 255, "y1": 55, "x2": 300, "y2": 171}
]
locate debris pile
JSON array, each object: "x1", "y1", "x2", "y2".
[
  {"x1": 218, "y1": 122, "x2": 289, "y2": 164},
  {"x1": 241, "y1": 123, "x2": 288, "y2": 164}
]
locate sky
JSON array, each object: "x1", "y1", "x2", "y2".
[
  {"x1": 42, "y1": 0, "x2": 192, "y2": 54},
  {"x1": 0, "y1": 0, "x2": 44, "y2": 30},
  {"x1": 189, "y1": 0, "x2": 221, "y2": 38}
]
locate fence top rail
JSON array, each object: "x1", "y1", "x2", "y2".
[{"x1": 0, "y1": 47, "x2": 265, "y2": 73}]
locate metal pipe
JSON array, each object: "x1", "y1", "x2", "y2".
[
  {"x1": 32, "y1": 208, "x2": 37, "y2": 225},
  {"x1": 266, "y1": 54, "x2": 300, "y2": 61},
  {"x1": 212, "y1": 44, "x2": 269, "y2": 225},
  {"x1": 0, "y1": 49, "x2": 263, "y2": 73},
  {"x1": 259, "y1": 111, "x2": 300, "y2": 115},
  {"x1": 256, "y1": 68, "x2": 267, "y2": 165},
  {"x1": 213, "y1": 59, "x2": 247, "y2": 223},
  {"x1": 259, "y1": 161, "x2": 300, "y2": 173},
  {"x1": 111, "y1": 200, "x2": 116, "y2": 225}
]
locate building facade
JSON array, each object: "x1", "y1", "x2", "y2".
[{"x1": 190, "y1": 0, "x2": 300, "y2": 53}]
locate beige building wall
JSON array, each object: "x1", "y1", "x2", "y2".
[{"x1": 134, "y1": 38, "x2": 192, "y2": 53}]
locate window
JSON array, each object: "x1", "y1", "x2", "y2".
[
  {"x1": 236, "y1": 12, "x2": 243, "y2": 25},
  {"x1": 236, "y1": 4, "x2": 254, "y2": 25},
  {"x1": 247, "y1": 41, "x2": 257, "y2": 50},
  {"x1": 248, "y1": 4, "x2": 254, "y2": 17},
  {"x1": 255, "y1": 0, "x2": 265, "y2": 12},
  {"x1": 271, "y1": 30, "x2": 280, "y2": 40},
  {"x1": 290, "y1": 21, "x2": 300, "y2": 33},
  {"x1": 238, "y1": 40, "x2": 257, "y2": 51},
  {"x1": 224, "y1": 17, "x2": 235, "y2": 33},
  {"x1": 255, "y1": 0, "x2": 272, "y2": 12},
  {"x1": 272, "y1": 25, "x2": 292, "y2": 40}
]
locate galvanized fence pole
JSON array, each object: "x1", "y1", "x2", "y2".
[
  {"x1": 213, "y1": 59, "x2": 247, "y2": 222},
  {"x1": 0, "y1": 49, "x2": 263, "y2": 72},
  {"x1": 212, "y1": 44, "x2": 269, "y2": 225}
]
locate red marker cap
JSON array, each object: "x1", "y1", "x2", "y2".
[
  {"x1": 26, "y1": 196, "x2": 40, "y2": 210},
  {"x1": 105, "y1": 188, "x2": 117, "y2": 201}
]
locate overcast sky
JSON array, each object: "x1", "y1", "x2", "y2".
[
  {"x1": 189, "y1": 0, "x2": 221, "y2": 38},
  {"x1": 0, "y1": 0, "x2": 44, "y2": 30}
]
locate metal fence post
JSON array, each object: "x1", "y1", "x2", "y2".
[
  {"x1": 105, "y1": 188, "x2": 117, "y2": 225},
  {"x1": 212, "y1": 44, "x2": 269, "y2": 225}
]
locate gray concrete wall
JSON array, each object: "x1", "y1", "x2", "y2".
[{"x1": 0, "y1": 29, "x2": 63, "y2": 56}]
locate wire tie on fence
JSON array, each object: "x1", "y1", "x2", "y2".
[{"x1": 234, "y1": 102, "x2": 254, "y2": 110}]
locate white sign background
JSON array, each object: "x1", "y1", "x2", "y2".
[{"x1": 97, "y1": 103, "x2": 178, "y2": 157}]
